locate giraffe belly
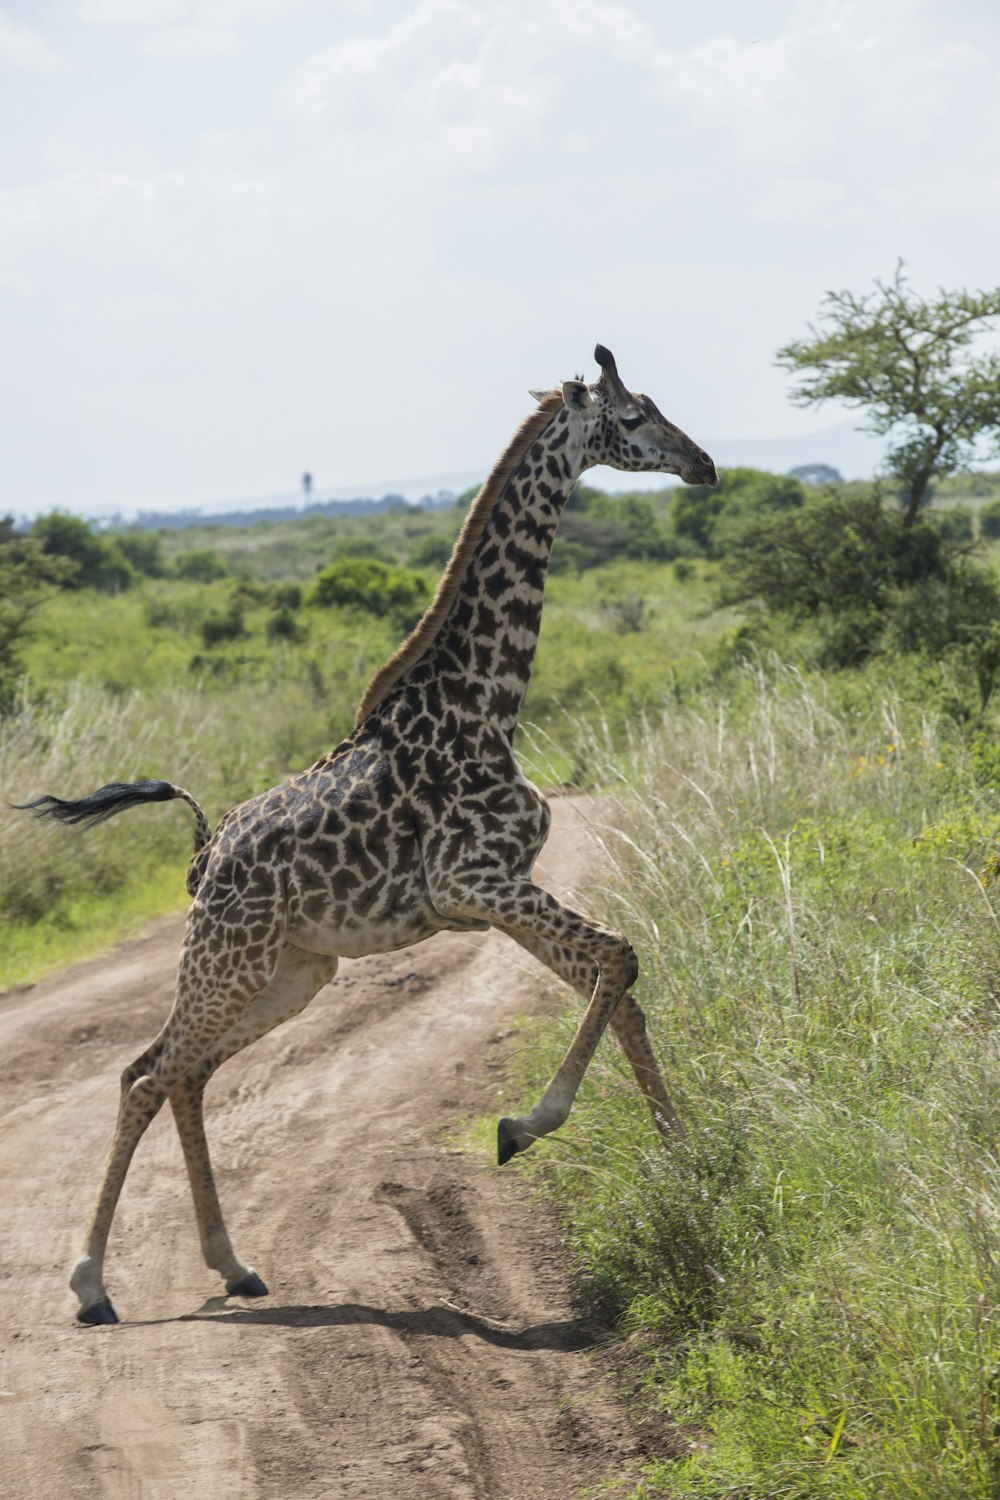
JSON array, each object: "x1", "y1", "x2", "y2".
[
  {"x1": 287, "y1": 906, "x2": 491, "y2": 958},
  {"x1": 283, "y1": 859, "x2": 461, "y2": 959}
]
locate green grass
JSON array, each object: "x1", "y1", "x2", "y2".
[
  {"x1": 507, "y1": 667, "x2": 1000, "y2": 1498},
  {"x1": 0, "y1": 854, "x2": 190, "y2": 990}
]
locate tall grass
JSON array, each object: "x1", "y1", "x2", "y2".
[
  {"x1": 516, "y1": 662, "x2": 1000, "y2": 1497},
  {"x1": 0, "y1": 657, "x2": 360, "y2": 985}
]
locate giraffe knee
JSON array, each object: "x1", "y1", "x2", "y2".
[
  {"x1": 119, "y1": 1041, "x2": 165, "y2": 1097},
  {"x1": 613, "y1": 939, "x2": 639, "y2": 991},
  {"x1": 120, "y1": 1074, "x2": 167, "y2": 1124}
]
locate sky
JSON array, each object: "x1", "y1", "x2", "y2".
[{"x1": 3, "y1": 0, "x2": 1000, "y2": 520}]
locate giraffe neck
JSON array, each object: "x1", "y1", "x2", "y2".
[
  {"x1": 428, "y1": 404, "x2": 582, "y2": 738},
  {"x1": 360, "y1": 398, "x2": 585, "y2": 741}
]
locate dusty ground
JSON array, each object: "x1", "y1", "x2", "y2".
[{"x1": 0, "y1": 798, "x2": 661, "y2": 1500}]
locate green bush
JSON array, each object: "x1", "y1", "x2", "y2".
[
  {"x1": 0, "y1": 525, "x2": 74, "y2": 708},
  {"x1": 888, "y1": 566, "x2": 1000, "y2": 656},
  {"x1": 929, "y1": 505, "x2": 975, "y2": 542},
  {"x1": 272, "y1": 582, "x2": 302, "y2": 611},
  {"x1": 31, "y1": 512, "x2": 135, "y2": 592},
  {"x1": 979, "y1": 497, "x2": 1000, "y2": 539},
  {"x1": 330, "y1": 535, "x2": 394, "y2": 563},
  {"x1": 722, "y1": 491, "x2": 949, "y2": 613},
  {"x1": 266, "y1": 604, "x2": 304, "y2": 642},
  {"x1": 307, "y1": 556, "x2": 428, "y2": 626},
  {"x1": 407, "y1": 533, "x2": 454, "y2": 570},
  {"x1": 199, "y1": 600, "x2": 246, "y2": 647},
  {"x1": 114, "y1": 531, "x2": 166, "y2": 577},
  {"x1": 173, "y1": 548, "x2": 229, "y2": 582},
  {"x1": 560, "y1": 487, "x2": 676, "y2": 568},
  {"x1": 671, "y1": 466, "x2": 806, "y2": 557}
]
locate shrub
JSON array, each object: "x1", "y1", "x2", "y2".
[
  {"x1": 980, "y1": 498, "x2": 1000, "y2": 539},
  {"x1": 888, "y1": 566, "x2": 1000, "y2": 657},
  {"x1": 561, "y1": 487, "x2": 676, "y2": 567},
  {"x1": 173, "y1": 548, "x2": 229, "y2": 582},
  {"x1": 272, "y1": 582, "x2": 302, "y2": 611},
  {"x1": 0, "y1": 527, "x2": 74, "y2": 708},
  {"x1": 929, "y1": 505, "x2": 975, "y2": 542},
  {"x1": 266, "y1": 605, "x2": 304, "y2": 643},
  {"x1": 114, "y1": 531, "x2": 166, "y2": 577},
  {"x1": 671, "y1": 466, "x2": 806, "y2": 558},
  {"x1": 199, "y1": 601, "x2": 246, "y2": 647},
  {"x1": 721, "y1": 491, "x2": 949, "y2": 620},
  {"x1": 330, "y1": 536, "x2": 394, "y2": 563},
  {"x1": 408, "y1": 533, "x2": 454, "y2": 570},
  {"x1": 31, "y1": 512, "x2": 135, "y2": 592},
  {"x1": 307, "y1": 557, "x2": 428, "y2": 626}
]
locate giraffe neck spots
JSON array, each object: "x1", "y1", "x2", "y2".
[{"x1": 416, "y1": 407, "x2": 581, "y2": 737}]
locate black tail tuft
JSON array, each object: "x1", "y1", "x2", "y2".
[{"x1": 13, "y1": 779, "x2": 177, "y2": 830}]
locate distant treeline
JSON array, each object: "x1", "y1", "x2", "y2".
[
  {"x1": 9, "y1": 490, "x2": 459, "y2": 537},
  {"x1": 106, "y1": 489, "x2": 457, "y2": 532}
]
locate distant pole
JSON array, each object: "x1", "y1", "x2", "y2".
[{"x1": 302, "y1": 471, "x2": 313, "y2": 500}]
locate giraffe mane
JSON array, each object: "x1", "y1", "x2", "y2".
[{"x1": 355, "y1": 389, "x2": 565, "y2": 724}]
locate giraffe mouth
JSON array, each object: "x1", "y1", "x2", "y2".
[{"x1": 682, "y1": 460, "x2": 718, "y2": 487}]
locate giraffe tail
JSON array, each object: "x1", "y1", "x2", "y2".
[{"x1": 14, "y1": 779, "x2": 213, "y2": 855}]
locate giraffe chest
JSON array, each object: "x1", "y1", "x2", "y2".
[{"x1": 414, "y1": 761, "x2": 552, "y2": 880}]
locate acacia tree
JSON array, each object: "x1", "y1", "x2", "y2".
[{"x1": 776, "y1": 264, "x2": 1000, "y2": 526}]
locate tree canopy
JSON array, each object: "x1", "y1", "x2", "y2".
[
  {"x1": 776, "y1": 264, "x2": 1000, "y2": 526},
  {"x1": 0, "y1": 517, "x2": 75, "y2": 707}
]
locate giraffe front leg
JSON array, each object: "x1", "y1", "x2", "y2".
[
  {"x1": 169, "y1": 943, "x2": 337, "y2": 1298},
  {"x1": 427, "y1": 869, "x2": 638, "y2": 1162},
  {"x1": 495, "y1": 937, "x2": 635, "y2": 1163},
  {"x1": 508, "y1": 931, "x2": 685, "y2": 1144}
]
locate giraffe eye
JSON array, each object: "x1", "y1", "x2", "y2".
[{"x1": 620, "y1": 414, "x2": 644, "y2": 431}]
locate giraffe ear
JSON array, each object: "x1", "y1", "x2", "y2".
[
  {"x1": 529, "y1": 388, "x2": 553, "y2": 403},
  {"x1": 561, "y1": 379, "x2": 593, "y2": 411}
]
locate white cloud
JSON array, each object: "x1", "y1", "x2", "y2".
[
  {"x1": 79, "y1": 0, "x2": 280, "y2": 24},
  {"x1": 275, "y1": 2, "x2": 551, "y2": 170},
  {"x1": 651, "y1": 0, "x2": 987, "y2": 167},
  {"x1": 0, "y1": 9, "x2": 62, "y2": 70},
  {"x1": 76, "y1": 0, "x2": 324, "y2": 59},
  {"x1": 270, "y1": 0, "x2": 998, "y2": 211}
]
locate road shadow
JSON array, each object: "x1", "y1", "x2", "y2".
[{"x1": 133, "y1": 1296, "x2": 612, "y2": 1352}]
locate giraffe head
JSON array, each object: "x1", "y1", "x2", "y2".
[{"x1": 536, "y1": 344, "x2": 717, "y2": 486}]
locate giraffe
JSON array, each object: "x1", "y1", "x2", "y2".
[{"x1": 21, "y1": 344, "x2": 717, "y2": 1325}]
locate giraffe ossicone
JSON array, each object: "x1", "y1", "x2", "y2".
[{"x1": 20, "y1": 344, "x2": 716, "y2": 1325}]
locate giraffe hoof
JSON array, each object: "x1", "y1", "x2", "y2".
[
  {"x1": 226, "y1": 1271, "x2": 269, "y2": 1298},
  {"x1": 77, "y1": 1296, "x2": 119, "y2": 1326},
  {"x1": 497, "y1": 1117, "x2": 525, "y2": 1166}
]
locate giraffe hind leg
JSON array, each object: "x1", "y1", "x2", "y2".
[
  {"x1": 168, "y1": 943, "x2": 338, "y2": 1298},
  {"x1": 70, "y1": 944, "x2": 282, "y2": 1324}
]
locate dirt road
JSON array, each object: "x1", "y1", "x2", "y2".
[{"x1": 1, "y1": 798, "x2": 656, "y2": 1499}]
